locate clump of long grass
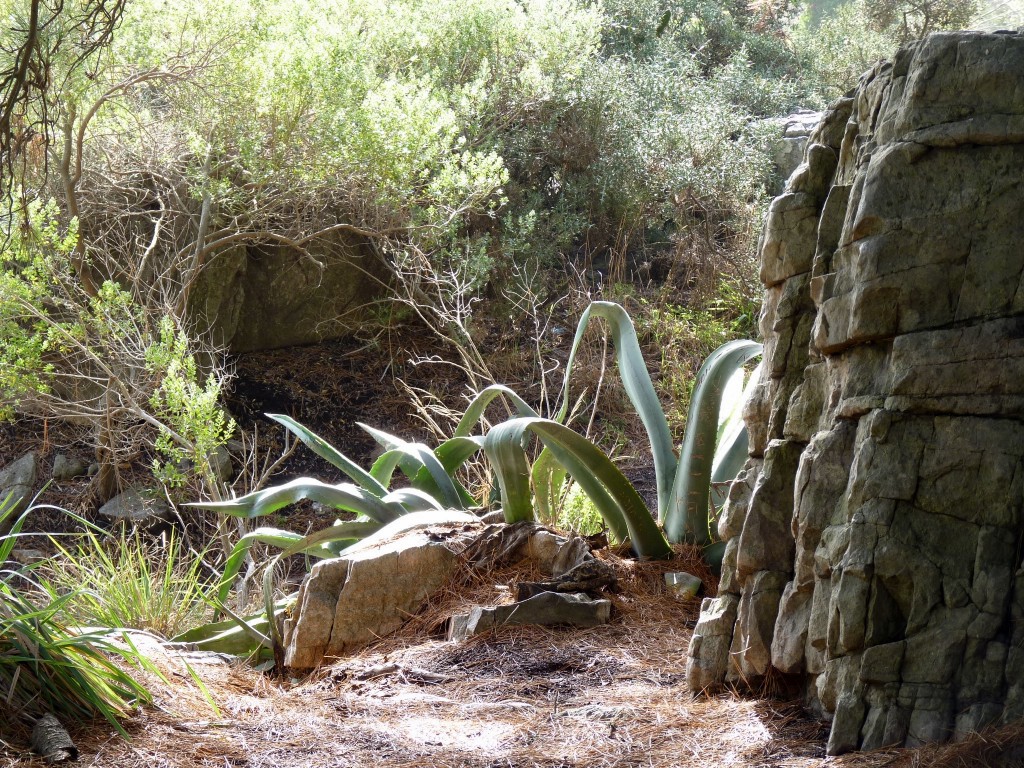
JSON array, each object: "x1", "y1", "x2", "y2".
[
  {"x1": 0, "y1": 494, "x2": 155, "y2": 733},
  {"x1": 45, "y1": 526, "x2": 215, "y2": 640}
]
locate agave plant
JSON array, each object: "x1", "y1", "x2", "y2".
[
  {"x1": 455, "y1": 301, "x2": 761, "y2": 561},
  {"x1": 187, "y1": 414, "x2": 485, "y2": 599},
  {"x1": 183, "y1": 414, "x2": 487, "y2": 656},
  {"x1": 184, "y1": 301, "x2": 758, "y2": 656}
]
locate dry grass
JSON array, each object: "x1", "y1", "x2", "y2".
[{"x1": 2, "y1": 548, "x2": 1021, "y2": 768}]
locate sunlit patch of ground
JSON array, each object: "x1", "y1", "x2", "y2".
[{"x1": 4, "y1": 552, "x2": 1022, "y2": 767}]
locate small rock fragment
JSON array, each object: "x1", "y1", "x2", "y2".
[{"x1": 665, "y1": 571, "x2": 703, "y2": 600}]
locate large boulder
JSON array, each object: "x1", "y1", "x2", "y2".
[
  {"x1": 282, "y1": 511, "x2": 481, "y2": 669},
  {"x1": 282, "y1": 515, "x2": 598, "y2": 670},
  {"x1": 687, "y1": 31, "x2": 1024, "y2": 753},
  {"x1": 187, "y1": 230, "x2": 389, "y2": 352}
]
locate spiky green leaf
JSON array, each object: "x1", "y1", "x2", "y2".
[
  {"x1": 267, "y1": 413, "x2": 388, "y2": 497},
  {"x1": 186, "y1": 477, "x2": 404, "y2": 524},
  {"x1": 556, "y1": 301, "x2": 677, "y2": 521},
  {"x1": 484, "y1": 417, "x2": 672, "y2": 559}
]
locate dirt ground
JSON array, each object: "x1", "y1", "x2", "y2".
[{"x1": 5, "y1": 550, "x2": 1023, "y2": 768}]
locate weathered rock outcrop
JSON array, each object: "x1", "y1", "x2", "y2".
[
  {"x1": 188, "y1": 231, "x2": 387, "y2": 351},
  {"x1": 283, "y1": 515, "x2": 597, "y2": 670},
  {"x1": 766, "y1": 110, "x2": 824, "y2": 193},
  {"x1": 687, "y1": 31, "x2": 1024, "y2": 754},
  {"x1": 283, "y1": 511, "x2": 480, "y2": 669}
]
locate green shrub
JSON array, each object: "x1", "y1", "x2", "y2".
[
  {"x1": 0, "y1": 201, "x2": 236, "y2": 498},
  {"x1": 792, "y1": 0, "x2": 898, "y2": 102}
]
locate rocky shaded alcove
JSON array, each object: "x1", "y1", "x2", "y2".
[{"x1": 686, "y1": 30, "x2": 1024, "y2": 754}]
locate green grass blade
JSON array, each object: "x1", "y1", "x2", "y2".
[
  {"x1": 665, "y1": 340, "x2": 762, "y2": 544},
  {"x1": 266, "y1": 414, "x2": 389, "y2": 497}
]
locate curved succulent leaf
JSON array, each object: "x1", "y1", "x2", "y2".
[
  {"x1": 424, "y1": 435, "x2": 483, "y2": 508},
  {"x1": 266, "y1": 414, "x2": 389, "y2": 497},
  {"x1": 171, "y1": 607, "x2": 278, "y2": 658},
  {"x1": 382, "y1": 487, "x2": 446, "y2": 514},
  {"x1": 483, "y1": 419, "x2": 534, "y2": 523},
  {"x1": 454, "y1": 384, "x2": 539, "y2": 437},
  {"x1": 484, "y1": 417, "x2": 672, "y2": 559},
  {"x1": 361, "y1": 424, "x2": 464, "y2": 510},
  {"x1": 665, "y1": 340, "x2": 762, "y2": 544},
  {"x1": 216, "y1": 521, "x2": 381, "y2": 604},
  {"x1": 556, "y1": 301, "x2": 677, "y2": 522}
]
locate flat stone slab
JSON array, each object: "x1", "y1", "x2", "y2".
[
  {"x1": 448, "y1": 591, "x2": 611, "y2": 641},
  {"x1": 665, "y1": 571, "x2": 703, "y2": 600}
]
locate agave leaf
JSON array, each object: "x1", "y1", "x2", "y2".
[
  {"x1": 421, "y1": 436, "x2": 482, "y2": 508},
  {"x1": 361, "y1": 424, "x2": 464, "y2": 510},
  {"x1": 454, "y1": 384, "x2": 539, "y2": 437},
  {"x1": 171, "y1": 608, "x2": 276, "y2": 658},
  {"x1": 382, "y1": 488, "x2": 446, "y2": 514},
  {"x1": 665, "y1": 340, "x2": 762, "y2": 544},
  {"x1": 483, "y1": 419, "x2": 534, "y2": 523},
  {"x1": 484, "y1": 417, "x2": 672, "y2": 559},
  {"x1": 432, "y1": 435, "x2": 484, "y2": 473},
  {"x1": 537, "y1": 441, "x2": 630, "y2": 545},
  {"x1": 531, "y1": 447, "x2": 567, "y2": 525},
  {"x1": 556, "y1": 302, "x2": 677, "y2": 522},
  {"x1": 361, "y1": 423, "x2": 420, "y2": 479},
  {"x1": 216, "y1": 521, "x2": 381, "y2": 604},
  {"x1": 187, "y1": 477, "x2": 404, "y2": 524},
  {"x1": 266, "y1": 414, "x2": 388, "y2": 497}
]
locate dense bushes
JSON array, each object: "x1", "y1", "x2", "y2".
[{"x1": 2, "y1": 0, "x2": 985, "y2": 503}]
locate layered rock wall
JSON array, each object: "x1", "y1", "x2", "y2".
[{"x1": 686, "y1": 31, "x2": 1024, "y2": 754}]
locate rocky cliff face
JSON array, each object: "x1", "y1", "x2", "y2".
[{"x1": 685, "y1": 31, "x2": 1024, "y2": 754}]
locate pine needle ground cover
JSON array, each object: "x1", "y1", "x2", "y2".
[{"x1": 6, "y1": 547, "x2": 1022, "y2": 768}]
